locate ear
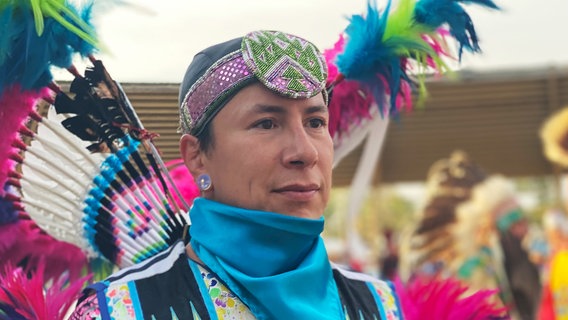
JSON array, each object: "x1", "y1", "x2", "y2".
[{"x1": 180, "y1": 134, "x2": 206, "y2": 180}]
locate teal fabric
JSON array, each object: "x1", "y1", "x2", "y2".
[
  {"x1": 496, "y1": 208, "x2": 523, "y2": 231},
  {"x1": 189, "y1": 198, "x2": 344, "y2": 320}
]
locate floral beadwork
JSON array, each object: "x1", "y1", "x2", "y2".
[
  {"x1": 106, "y1": 283, "x2": 137, "y2": 320},
  {"x1": 372, "y1": 281, "x2": 402, "y2": 320},
  {"x1": 196, "y1": 264, "x2": 256, "y2": 320}
]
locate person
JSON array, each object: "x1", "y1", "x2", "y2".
[
  {"x1": 2, "y1": 0, "x2": 504, "y2": 318},
  {"x1": 69, "y1": 30, "x2": 403, "y2": 320},
  {"x1": 398, "y1": 151, "x2": 541, "y2": 320}
]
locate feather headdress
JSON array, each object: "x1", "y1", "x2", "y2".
[
  {"x1": 325, "y1": 0, "x2": 499, "y2": 143},
  {"x1": 1, "y1": 1, "x2": 190, "y2": 270},
  {"x1": 0, "y1": 0, "x2": 97, "y2": 194},
  {"x1": 7, "y1": 70, "x2": 191, "y2": 268},
  {"x1": 399, "y1": 152, "x2": 541, "y2": 318}
]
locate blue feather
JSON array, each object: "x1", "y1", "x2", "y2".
[
  {"x1": 0, "y1": 304, "x2": 28, "y2": 320},
  {"x1": 0, "y1": 6, "x2": 19, "y2": 66},
  {"x1": 0, "y1": 186, "x2": 18, "y2": 225},
  {"x1": 414, "y1": 0, "x2": 499, "y2": 59},
  {"x1": 0, "y1": 13, "x2": 53, "y2": 92},
  {"x1": 335, "y1": 0, "x2": 426, "y2": 116},
  {"x1": 336, "y1": 1, "x2": 401, "y2": 115},
  {"x1": 0, "y1": 3, "x2": 97, "y2": 93},
  {"x1": 336, "y1": 1, "x2": 391, "y2": 83},
  {"x1": 71, "y1": 2, "x2": 97, "y2": 56}
]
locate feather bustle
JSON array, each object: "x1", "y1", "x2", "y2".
[{"x1": 0, "y1": 85, "x2": 49, "y2": 195}]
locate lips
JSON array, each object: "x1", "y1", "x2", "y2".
[
  {"x1": 273, "y1": 184, "x2": 320, "y2": 201},
  {"x1": 274, "y1": 184, "x2": 319, "y2": 192}
]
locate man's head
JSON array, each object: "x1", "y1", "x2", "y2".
[
  {"x1": 178, "y1": 30, "x2": 328, "y2": 137},
  {"x1": 179, "y1": 30, "x2": 332, "y2": 219}
]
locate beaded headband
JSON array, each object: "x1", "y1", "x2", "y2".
[{"x1": 180, "y1": 30, "x2": 328, "y2": 136}]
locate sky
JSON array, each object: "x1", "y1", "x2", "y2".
[{"x1": 56, "y1": 0, "x2": 568, "y2": 83}]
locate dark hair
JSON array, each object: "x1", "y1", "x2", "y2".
[
  {"x1": 192, "y1": 80, "x2": 258, "y2": 154},
  {"x1": 197, "y1": 121, "x2": 214, "y2": 154}
]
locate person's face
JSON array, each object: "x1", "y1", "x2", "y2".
[{"x1": 195, "y1": 83, "x2": 333, "y2": 219}]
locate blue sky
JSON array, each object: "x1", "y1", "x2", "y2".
[{"x1": 56, "y1": 0, "x2": 568, "y2": 83}]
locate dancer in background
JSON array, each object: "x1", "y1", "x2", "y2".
[{"x1": 399, "y1": 151, "x2": 541, "y2": 320}]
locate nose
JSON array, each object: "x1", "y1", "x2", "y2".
[{"x1": 282, "y1": 124, "x2": 319, "y2": 168}]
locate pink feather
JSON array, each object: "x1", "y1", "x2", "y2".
[
  {"x1": 325, "y1": 27, "x2": 456, "y2": 137},
  {"x1": 420, "y1": 29, "x2": 455, "y2": 72},
  {"x1": 164, "y1": 159, "x2": 200, "y2": 209},
  {"x1": 0, "y1": 85, "x2": 50, "y2": 196},
  {"x1": 397, "y1": 77, "x2": 413, "y2": 113},
  {"x1": 395, "y1": 276, "x2": 510, "y2": 320},
  {"x1": 0, "y1": 259, "x2": 91, "y2": 320},
  {"x1": 0, "y1": 217, "x2": 88, "y2": 282},
  {"x1": 325, "y1": 36, "x2": 374, "y2": 139}
]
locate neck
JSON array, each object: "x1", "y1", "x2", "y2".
[
  {"x1": 189, "y1": 197, "x2": 325, "y2": 277},
  {"x1": 187, "y1": 198, "x2": 342, "y2": 319},
  {"x1": 185, "y1": 245, "x2": 201, "y2": 264}
]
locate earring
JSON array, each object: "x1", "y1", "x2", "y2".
[{"x1": 197, "y1": 174, "x2": 212, "y2": 191}]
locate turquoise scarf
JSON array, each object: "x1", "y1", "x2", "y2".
[{"x1": 189, "y1": 198, "x2": 344, "y2": 320}]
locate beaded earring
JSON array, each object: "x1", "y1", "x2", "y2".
[{"x1": 197, "y1": 174, "x2": 212, "y2": 191}]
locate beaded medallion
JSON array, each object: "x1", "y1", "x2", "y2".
[{"x1": 241, "y1": 30, "x2": 327, "y2": 99}]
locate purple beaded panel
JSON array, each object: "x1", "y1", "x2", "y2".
[{"x1": 180, "y1": 51, "x2": 254, "y2": 134}]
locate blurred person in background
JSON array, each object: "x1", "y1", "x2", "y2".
[{"x1": 399, "y1": 151, "x2": 541, "y2": 320}]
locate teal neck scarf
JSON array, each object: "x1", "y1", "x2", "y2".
[{"x1": 189, "y1": 198, "x2": 344, "y2": 320}]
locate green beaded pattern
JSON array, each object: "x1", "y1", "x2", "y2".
[{"x1": 241, "y1": 30, "x2": 327, "y2": 99}]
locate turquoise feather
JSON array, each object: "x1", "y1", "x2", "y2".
[
  {"x1": 0, "y1": 2, "x2": 97, "y2": 93},
  {"x1": 414, "y1": 0, "x2": 499, "y2": 59},
  {"x1": 331, "y1": 0, "x2": 498, "y2": 116}
]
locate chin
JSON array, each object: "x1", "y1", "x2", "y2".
[
  {"x1": 281, "y1": 207, "x2": 324, "y2": 220},
  {"x1": 265, "y1": 198, "x2": 324, "y2": 219}
]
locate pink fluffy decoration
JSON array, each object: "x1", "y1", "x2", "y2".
[
  {"x1": 325, "y1": 36, "x2": 375, "y2": 139},
  {"x1": 395, "y1": 276, "x2": 510, "y2": 320},
  {"x1": 0, "y1": 85, "x2": 49, "y2": 196},
  {"x1": 0, "y1": 217, "x2": 87, "y2": 283},
  {"x1": 325, "y1": 28, "x2": 454, "y2": 141},
  {"x1": 164, "y1": 159, "x2": 200, "y2": 209},
  {"x1": 0, "y1": 259, "x2": 91, "y2": 320}
]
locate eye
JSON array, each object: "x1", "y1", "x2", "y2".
[
  {"x1": 308, "y1": 118, "x2": 326, "y2": 129},
  {"x1": 253, "y1": 119, "x2": 276, "y2": 130}
]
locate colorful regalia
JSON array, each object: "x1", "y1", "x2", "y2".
[
  {"x1": 399, "y1": 151, "x2": 541, "y2": 319},
  {"x1": 0, "y1": 0, "x2": 505, "y2": 319}
]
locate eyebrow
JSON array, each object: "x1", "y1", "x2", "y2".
[{"x1": 251, "y1": 104, "x2": 328, "y2": 115}]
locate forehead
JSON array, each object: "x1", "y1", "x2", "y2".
[{"x1": 218, "y1": 83, "x2": 327, "y2": 118}]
